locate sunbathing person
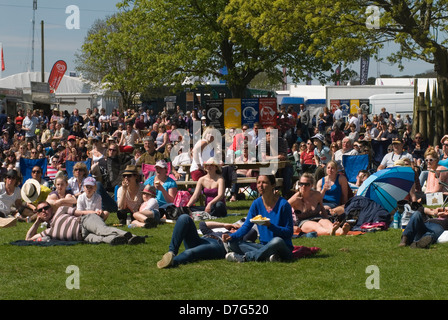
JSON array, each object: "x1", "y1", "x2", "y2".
[{"x1": 288, "y1": 173, "x2": 350, "y2": 236}]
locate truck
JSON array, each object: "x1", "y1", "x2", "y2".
[{"x1": 368, "y1": 92, "x2": 414, "y2": 117}]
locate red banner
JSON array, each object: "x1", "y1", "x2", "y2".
[
  {"x1": 48, "y1": 60, "x2": 67, "y2": 93},
  {"x1": 1, "y1": 46, "x2": 5, "y2": 71}
]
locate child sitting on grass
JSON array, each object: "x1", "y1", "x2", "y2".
[
  {"x1": 130, "y1": 184, "x2": 160, "y2": 228},
  {"x1": 75, "y1": 177, "x2": 109, "y2": 221}
]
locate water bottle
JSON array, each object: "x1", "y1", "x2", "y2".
[
  {"x1": 401, "y1": 204, "x2": 413, "y2": 231},
  {"x1": 393, "y1": 211, "x2": 402, "y2": 229},
  {"x1": 126, "y1": 213, "x2": 132, "y2": 226},
  {"x1": 128, "y1": 224, "x2": 136, "y2": 229}
]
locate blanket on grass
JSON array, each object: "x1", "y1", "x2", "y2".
[{"x1": 10, "y1": 240, "x2": 84, "y2": 246}]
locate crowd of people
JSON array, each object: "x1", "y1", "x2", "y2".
[{"x1": 1, "y1": 101, "x2": 447, "y2": 267}]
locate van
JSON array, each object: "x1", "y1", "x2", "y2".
[{"x1": 368, "y1": 92, "x2": 414, "y2": 117}]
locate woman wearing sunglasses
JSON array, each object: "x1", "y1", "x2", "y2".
[
  {"x1": 116, "y1": 165, "x2": 144, "y2": 225},
  {"x1": 419, "y1": 148, "x2": 448, "y2": 201},
  {"x1": 288, "y1": 173, "x2": 350, "y2": 236}
]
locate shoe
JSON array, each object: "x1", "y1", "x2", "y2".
[
  {"x1": 110, "y1": 235, "x2": 128, "y2": 246},
  {"x1": 410, "y1": 235, "x2": 433, "y2": 249},
  {"x1": 225, "y1": 252, "x2": 246, "y2": 263},
  {"x1": 222, "y1": 241, "x2": 231, "y2": 253},
  {"x1": 157, "y1": 252, "x2": 175, "y2": 269},
  {"x1": 398, "y1": 235, "x2": 409, "y2": 247},
  {"x1": 128, "y1": 235, "x2": 146, "y2": 245},
  {"x1": 269, "y1": 254, "x2": 281, "y2": 262}
]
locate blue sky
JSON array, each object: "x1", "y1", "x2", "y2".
[
  {"x1": 0, "y1": 0, "x2": 121, "y2": 77},
  {"x1": 0, "y1": 0, "x2": 435, "y2": 81}
]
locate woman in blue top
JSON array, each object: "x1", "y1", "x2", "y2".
[
  {"x1": 143, "y1": 159, "x2": 177, "y2": 208},
  {"x1": 223, "y1": 174, "x2": 294, "y2": 262},
  {"x1": 316, "y1": 160, "x2": 349, "y2": 210}
]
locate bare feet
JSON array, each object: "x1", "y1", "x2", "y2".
[{"x1": 331, "y1": 222, "x2": 340, "y2": 236}]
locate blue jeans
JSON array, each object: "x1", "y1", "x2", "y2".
[
  {"x1": 169, "y1": 214, "x2": 226, "y2": 266},
  {"x1": 229, "y1": 237, "x2": 293, "y2": 262},
  {"x1": 403, "y1": 211, "x2": 444, "y2": 244},
  {"x1": 96, "y1": 181, "x2": 118, "y2": 213}
]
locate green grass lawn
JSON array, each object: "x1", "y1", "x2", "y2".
[{"x1": 1, "y1": 200, "x2": 448, "y2": 301}]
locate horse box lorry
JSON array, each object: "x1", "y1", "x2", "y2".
[{"x1": 368, "y1": 92, "x2": 414, "y2": 117}]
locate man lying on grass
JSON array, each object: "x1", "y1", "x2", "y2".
[{"x1": 25, "y1": 201, "x2": 145, "y2": 245}]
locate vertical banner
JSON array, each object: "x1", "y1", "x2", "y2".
[
  {"x1": 359, "y1": 99, "x2": 370, "y2": 114},
  {"x1": 259, "y1": 97, "x2": 277, "y2": 127},
  {"x1": 335, "y1": 64, "x2": 341, "y2": 86},
  {"x1": 350, "y1": 99, "x2": 360, "y2": 114},
  {"x1": 330, "y1": 99, "x2": 340, "y2": 113},
  {"x1": 360, "y1": 56, "x2": 370, "y2": 85},
  {"x1": 224, "y1": 98, "x2": 241, "y2": 129},
  {"x1": 340, "y1": 99, "x2": 350, "y2": 117},
  {"x1": 206, "y1": 99, "x2": 225, "y2": 134},
  {"x1": 0, "y1": 42, "x2": 5, "y2": 72},
  {"x1": 48, "y1": 60, "x2": 67, "y2": 93},
  {"x1": 241, "y1": 98, "x2": 259, "y2": 127}
]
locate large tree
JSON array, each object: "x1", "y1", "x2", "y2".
[
  {"x1": 117, "y1": 0, "x2": 344, "y2": 98},
  {"x1": 75, "y1": 12, "x2": 161, "y2": 108}
]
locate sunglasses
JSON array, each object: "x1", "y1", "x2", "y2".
[
  {"x1": 32, "y1": 170, "x2": 41, "y2": 174},
  {"x1": 425, "y1": 158, "x2": 436, "y2": 163},
  {"x1": 298, "y1": 182, "x2": 311, "y2": 187},
  {"x1": 36, "y1": 205, "x2": 50, "y2": 213}
]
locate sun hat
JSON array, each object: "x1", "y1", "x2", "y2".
[
  {"x1": 21, "y1": 179, "x2": 41, "y2": 203},
  {"x1": 122, "y1": 165, "x2": 140, "y2": 175},
  {"x1": 142, "y1": 184, "x2": 157, "y2": 197},
  {"x1": 155, "y1": 160, "x2": 168, "y2": 169},
  {"x1": 204, "y1": 158, "x2": 222, "y2": 174},
  {"x1": 83, "y1": 177, "x2": 96, "y2": 186},
  {"x1": 311, "y1": 133, "x2": 325, "y2": 143}
]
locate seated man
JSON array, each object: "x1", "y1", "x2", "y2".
[
  {"x1": 17, "y1": 167, "x2": 52, "y2": 221},
  {"x1": 333, "y1": 137, "x2": 359, "y2": 172},
  {"x1": 25, "y1": 202, "x2": 145, "y2": 245},
  {"x1": 377, "y1": 138, "x2": 413, "y2": 171}
]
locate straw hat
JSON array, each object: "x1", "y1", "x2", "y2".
[
  {"x1": 21, "y1": 179, "x2": 41, "y2": 203},
  {"x1": 122, "y1": 165, "x2": 140, "y2": 175},
  {"x1": 0, "y1": 217, "x2": 17, "y2": 228}
]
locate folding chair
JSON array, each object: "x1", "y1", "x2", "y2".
[
  {"x1": 65, "y1": 159, "x2": 92, "y2": 179},
  {"x1": 20, "y1": 158, "x2": 48, "y2": 185},
  {"x1": 342, "y1": 154, "x2": 370, "y2": 184}
]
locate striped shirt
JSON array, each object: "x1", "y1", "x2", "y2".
[{"x1": 39, "y1": 206, "x2": 83, "y2": 241}]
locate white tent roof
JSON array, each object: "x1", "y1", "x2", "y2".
[
  {"x1": 0, "y1": 72, "x2": 106, "y2": 95},
  {"x1": 375, "y1": 77, "x2": 437, "y2": 94}
]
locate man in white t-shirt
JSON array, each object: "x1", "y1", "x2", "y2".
[{"x1": 377, "y1": 138, "x2": 413, "y2": 171}]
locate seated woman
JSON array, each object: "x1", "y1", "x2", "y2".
[
  {"x1": 288, "y1": 173, "x2": 350, "y2": 236},
  {"x1": 46, "y1": 176, "x2": 77, "y2": 212},
  {"x1": 68, "y1": 162, "x2": 88, "y2": 198},
  {"x1": 419, "y1": 148, "x2": 448, "y2": 202},
  {"x1": 130, "y1": 184, "x2": 160, "y2": 228},
  {"x1": 223, "y1": 174, "x2": 294, "y2": 263},
  {"x1": 117, "y1": 165, "x2": 144, "y2": 225},
  {"x1": 315, "y1": 160, "x2": 349, "y2": 210},
  {"x1": 143, "y1": 159, "x2": 177, "y2": 208},
  {"x1": 186, "y1": 158, "x2": 227, "y2": 218}
]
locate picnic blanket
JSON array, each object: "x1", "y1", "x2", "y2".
[{"x1": 10, "y1": 240, "x2": 84, "y2": 247}]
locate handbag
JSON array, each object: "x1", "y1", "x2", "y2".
[{"x1": 163, "y1": 205, "x2": 191, "y2": 220}]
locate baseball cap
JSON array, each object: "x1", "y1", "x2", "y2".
[{"x1": 83, "y1": 177, "x2": 96, "y2": 186}]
